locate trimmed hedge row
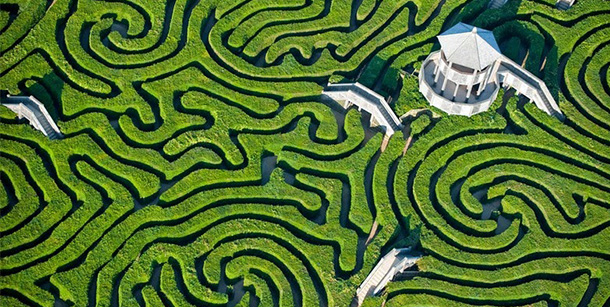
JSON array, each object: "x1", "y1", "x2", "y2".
[
  {"x1": 0, "y1": 0, "x2": 48, "y2": 54},
  {"x1": 562, "y1": 26, "x2": 610, "y2": 142},
  {"x1": 0, "y1": 156, "x2": 40, "y2": 232},
  {"x1": 2, "y1": 0, "x2": 610, "y2": 306},
  {"x1": 160, "y1": 107, "x2": 362, "y2": 203},
  {"x1": 386, "y1": 273, "x2": 589, "y2": 306},
  {"x1": 38, "y1": 164, "x2": 364, "y2": 306},
  {"x1": 384, "y1": 79, "x2": 610, "y2": 303}
]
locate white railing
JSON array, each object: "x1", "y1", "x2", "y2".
[
  {"x1": 28, "y1": 95, "x2": 62, "y2": 135},
  {"x1": 4, "y1": 102, "x2": 46, "y2": 135},
  {"x1": 557, "y1": 0, "x2": 576, "y2": 6},
  {"x1": 418, "y1": 51, "x2": 563, "y2": 119},
  {"x1": 355, "y1": 247, "x2": 420, "y2": 306},
  {"x1": 323, "y1": 82, "x2": 402, "y2": 136},
  {"x1": 436, "y1": 53, "x2": 488, "y2": 86},
  {"x1": 419, "y1": 52, "x2": 500, "y2": 117},
  {"x1": 497, "y1": 56, "x2": 563, "y2": 119},
  {"x1": 2, "y1": 94, "x2": 62, "y2": 138}
]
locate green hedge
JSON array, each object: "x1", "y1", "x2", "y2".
[{"x1": 2, "y1": 0, "x2": 610, "y2": 306}]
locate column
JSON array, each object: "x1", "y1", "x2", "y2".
[
  {"x1": 466, "y1": 69, "x2": 478, "y2": 100},
  {"x1": 477, "y1": 65, "x2": 493, "y2": 96},
  {"x1": 452, "y1": 80, "x2": 460, "y2": 100},
  {"x1": 433, "y1": 55, "x2": 442, "y2": 84},
  {"x1": 441, "y1": 61, "x2": 452, "y2": 92}
]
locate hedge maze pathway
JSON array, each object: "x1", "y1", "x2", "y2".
[{"x1": 0, "y1": 0, "x2": 609, "y2": 306}]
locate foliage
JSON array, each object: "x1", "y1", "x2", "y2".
[
  {"x1": 0, "y1": 0, "x2": 609, "y2": 306},
  {"x1": 409, "y1": 114, "x2": 431, "y2": 136},
  {"x1": 392, "y1": 76, "x2": 429, "y2": 116}
]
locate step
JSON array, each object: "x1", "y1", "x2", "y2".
[
  {"x1": 488, "y1": 0, "x2": 506, "y2": 9},
  {"x1": 41, "y1": 122, "x2": 53, "y2": 131}
]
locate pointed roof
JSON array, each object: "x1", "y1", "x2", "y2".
[{"x1": 437, "y1": 23, "x2": 501, "y2": 71}]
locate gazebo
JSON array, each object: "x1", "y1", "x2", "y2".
[
  {"x1": 419, "y1": 23, "x2": 503, "y2": 116},
  {"x1": 419, "y1": 23, "x2": 563, "y2": 119}
]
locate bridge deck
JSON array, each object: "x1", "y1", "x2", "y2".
[
  {"x1": 1, "y1": 94, "x2": 62, "y2": 139},
  {"x1": 322, "y1": 82, "x2": 402, "y2": 136},
  {"x1": 355, "y1": 247, "x2": 420, "y2": 306}
]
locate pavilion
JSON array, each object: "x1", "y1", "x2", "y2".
[{"x1": 419, "y1": 23, "x2": 563, "y2": 119}]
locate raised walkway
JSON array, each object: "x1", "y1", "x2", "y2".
[
  {"x1": 556, "y1": 0, "x2": 575, "y2": 10},
  {"x1": 488, "y1": 0, "x2": 508, "y2": 9},
  {"x1": 1, "y1": 94, "x2": 62, "y2": 139},
  {"x1": 322, "y1": 82, "x2": 403, "y2": 136},
  {"x1": 419, "y1": 51, "x2": 564, "y2": 119},
  {"x1": 355, "y1": 247, "x2": 420, "y2": 306},
  {"x1": 497, "y1": 56, "x2": 564, "y2": 120}
]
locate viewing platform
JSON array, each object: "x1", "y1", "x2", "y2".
[
  {"x1": 420, "y1": 51, "x2": 501, "y2": 116},
  {"x1": 418, "y1": 23, "x2": 563, "y2": 119}
]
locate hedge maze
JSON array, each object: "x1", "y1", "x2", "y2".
[{"x1": 0, "y1": 0, "x2": 609, "y2": 306}]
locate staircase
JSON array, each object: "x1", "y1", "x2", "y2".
[
  {"x1": 488, "y1": 0, "x2": 508, "y2": 9},
  {"x1": 556, "y1": 0, "x2": 574, "y2": 10},
  {"x1": 355, "y1": 248, "x2": 420, "y2": 306},
  {"x1": 1, "y1": 94, "x2": 62, "y2": 139},
  {"x1": 497, "y1": 57, "x2": 564, "y2": 120},
  {"x1": 31, "y1": 103, "x2": 61, "y2": 139},
  {"x1": 356, "y1": 257, "x2": 395, "y2": 306},
  {"x1": 322, "y1": 82, "x2": 403, "y2": 136}
]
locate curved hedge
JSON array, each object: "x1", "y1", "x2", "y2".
[{"x1": 1, "y1": 0, "x2": 609, "y2": 306}]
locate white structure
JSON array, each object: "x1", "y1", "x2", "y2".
[
  {"x1": 419, "y1": 23, "x2": 564, "y2": 119},
  {"x1": 1, "y1": 94, "x2": 62, "y2": 139},
  {"x1": 556, "y1": 0, "x2": 575, "y2": 10},
  {"x1": 489, "y1": 0, "x2": 508, "y2": 9},
  {"x1": 355, "y1": 247, "x2": 420, "y2": 306},
  {"x1": 322, "y1": 82, "x2": 402, "y2": 150}
]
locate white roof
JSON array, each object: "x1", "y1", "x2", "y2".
[{"x1": 437, "y1": 23, "x2": 501, "y2": 70}]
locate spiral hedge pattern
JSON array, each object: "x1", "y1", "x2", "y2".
[{"x1": 0, "y1": 0, "x2": 609, "y2": 306}]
